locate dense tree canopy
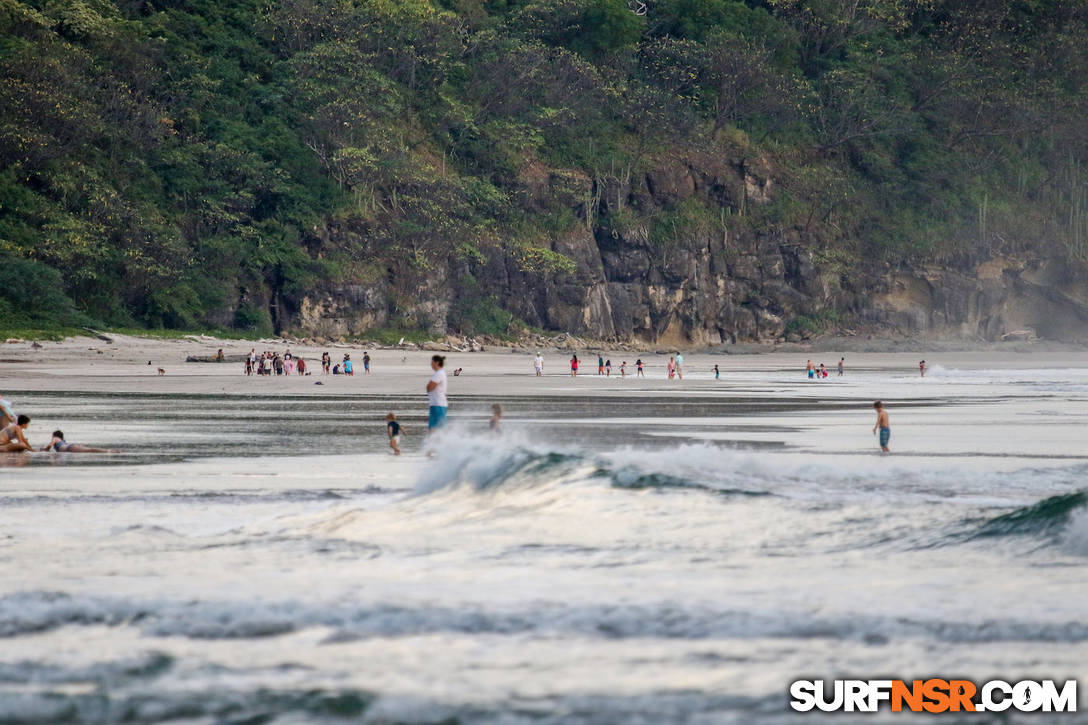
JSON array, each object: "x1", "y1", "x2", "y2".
[{"x1": 1, "y1": 0, "x2": 1086, "y2": 334}]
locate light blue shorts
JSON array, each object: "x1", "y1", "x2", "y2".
[
  {"x1": 879, "y1": 427, "x2": 891, "y2": 447},
  {"x1": 428, "y1": 406, "x2": 448, "y2": 429}
]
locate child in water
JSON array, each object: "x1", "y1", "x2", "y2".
[
  {"x1": 386, "y1": 413, "x2": 404, "y2": 455},
  {"x1": 489, "y1": 404, "x2": 502, "y2": 432},
  {"x1": 40, "y1": 430, "x2": 116, "y2": 453},
  {"x1": 872, "y1": 401, "x2": 891, "y2": 453},
  {"x1": 714, "y1": 364, "x2": 720, "y2": 379}
]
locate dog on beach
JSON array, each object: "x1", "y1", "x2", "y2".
[{"x1": 157, "y1": 368, "x2": 166, "y2": 376}]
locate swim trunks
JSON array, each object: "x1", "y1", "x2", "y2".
[{"x1": 879, "y1": 427, "x2": 890, "y2": 447}]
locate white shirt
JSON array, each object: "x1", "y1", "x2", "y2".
[
  {"x1": 428, "y1": 368, "x2": 448, "y2": 407},
  {"x1": 534, "y1": 355, "x2": 543, "y2": 370},
  {"x1": 675, "y1": 354, "x2": 684, "y2": 366}
]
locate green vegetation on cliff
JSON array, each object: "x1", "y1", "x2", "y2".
[{"x1": 1, "y1": 0, "x2": 1086, "y2": 337}]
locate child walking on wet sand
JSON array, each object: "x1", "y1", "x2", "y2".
[
  {"x1": 872, "y1": 401, "x2": 890, "y2": 453},
  {"x1": 386, "y1": 413, "x2": 404, "y2": 455}
]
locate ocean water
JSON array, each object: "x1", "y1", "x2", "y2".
[{"x1": 2, "y1": 360, "x2": 1088, "y2": 723}]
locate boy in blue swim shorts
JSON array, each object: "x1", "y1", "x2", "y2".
[{"x1": 872, "y1": 401, "x2": 890, "y2": 453}]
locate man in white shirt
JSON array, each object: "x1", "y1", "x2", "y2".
[
  {"x1": 675, "y1": 352, "x2": 684, "y2": 379},
  {"x1": 426, "y1": 355, "x2": 449, "y2": 430},
  {"x1": 533, "y1": 353, "x2": 544, "y2": 376}
]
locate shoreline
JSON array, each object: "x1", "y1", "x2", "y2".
[{"x1": 4, "y1": 329, "x2": 1088, "y2": 357}]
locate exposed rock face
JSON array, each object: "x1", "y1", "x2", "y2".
[
  {"x1": 870, "y1": 257, "x2": 1088, "y2": 341},
  {"x1": 297, "y1": 281, "x2": 388, "y2": 338},
  {"x1": 291, "y1": 155, "x2": 1088, "y2": 344}
]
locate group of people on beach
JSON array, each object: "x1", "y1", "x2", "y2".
[
  {"x1": 1, "y1": 346, "x2": 909, "y2": 458},
  {"x1": 243, "y1": 349, "x2": 373, "y2": 376},
  {"x1": 806, "y1": 358, "x2": 846, "y2": 379},
  {"x1": 563, "y1": 354, "x2": 662, "y2": 379},
  {"x1": 245, "y1": 348, "x2": 307, "y2": 376}
]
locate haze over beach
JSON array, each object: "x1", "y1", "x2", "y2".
[{"x1": 3, "y1": 336, "x2": 1088, "y2": 722}]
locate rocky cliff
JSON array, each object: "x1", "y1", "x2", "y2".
[{"x1": 291, "y1": 153, "x2": 1088, "y2": 346}]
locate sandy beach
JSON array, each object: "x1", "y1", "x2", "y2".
[{"x1": 2, "y1": 336, "x2": 1088, "y2": 723}]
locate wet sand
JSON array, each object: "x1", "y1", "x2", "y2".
[{"x1": 3, "y1": 337, "x2": 1088, "y2": 723}]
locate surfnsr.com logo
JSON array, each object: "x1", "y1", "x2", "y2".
[{"x1": 790, "y1": 679, "x2": 1078, "y2": 713}]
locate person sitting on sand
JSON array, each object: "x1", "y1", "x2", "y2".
[
  {"x1": 872, "y1": 401, "x2": 891, "y2": 453},
  {"x1": 489, "y1": 403, "x2": 502, "y2": 432},
  {"x1": 386, "y1": 413, "x2": 404, "y2": 455},
  {"x1": 40, "y1": 430, "x2": 116, "y2": 453},
  {"x1": 0, "y1": 414, "x2": 32, "y2": 453},
  {"x1": 819, "y1": 363, "x2": 827, "y2": 378},
  {"x1": 0, "y1": 394, "x2": 15, "y2": 428},
  {"x1": 216, "y1": 348, "x2": 224, "y2": 362}
]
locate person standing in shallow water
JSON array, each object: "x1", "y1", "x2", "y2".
[
  {"x1": 838, "y1": 357, "x2": 845, "y2": 376},
  {"x1": 919, "y1": 360, "x2": 927, "y2": 377},
  {"x1": 872, "y1": 401, "x2": 891, "y2": 453},
  {"x1": 426, "y1": 355, "x2": 449, "y2": 430},
  {"x1": 386, "y1": 412, "x2": 404, "y2": 455}
]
